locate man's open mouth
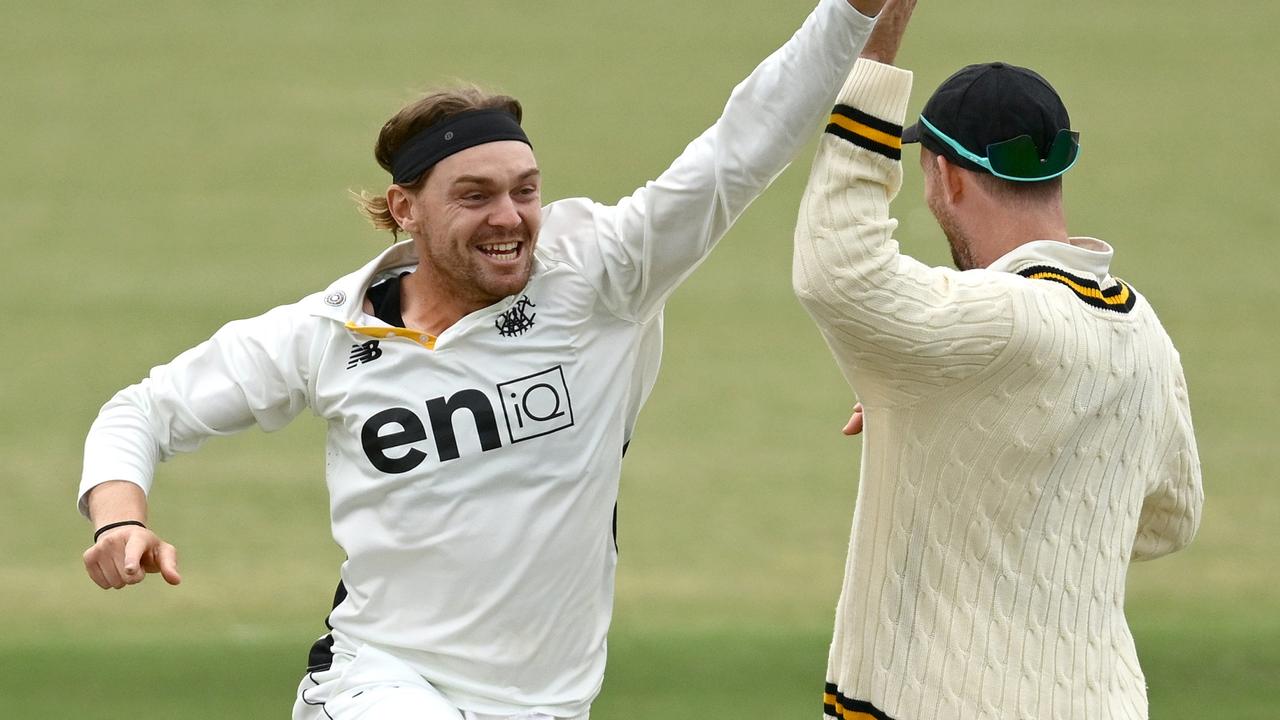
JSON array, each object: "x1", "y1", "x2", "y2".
[{"x1": 476, "y1": 241, "x2": 521, "y2": 260}]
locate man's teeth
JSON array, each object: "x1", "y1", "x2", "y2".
[{"x1": 479, "y1": 241, "x2": 519, "y2": 257}]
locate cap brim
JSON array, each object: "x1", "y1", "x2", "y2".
[{"x1": 902, "y1": 122, "x2": 922, "y2": 144}]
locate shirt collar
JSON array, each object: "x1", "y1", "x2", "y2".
[
  {"x1": 986, "y1": 237, "x2": 1116, "y2": 284},
  {"x1": 309, "y1": 239, "x2": 546, "y2": 324}
]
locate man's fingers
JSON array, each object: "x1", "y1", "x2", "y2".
[
  {"x1": 84, "y1": 538, "x2": 127, "y2": 589},
  {"x1": 82, "y1": 528, "x2": 181, "y2": 589},
  {"x1": 842, "y1": 403, "x2": 866, "y2": 436},
  {"x1": 842, "y1": 412, "x2": 864, "y2": 436},
  {"x1": 83, "y1": 550, "x2": 111, "y2": 589},
  {"x1": 96, "y1": 557, "x2": 126, "y2": 590},
  {"x1": 105, "y1": 530, "x2": 146, "y2": 585},
  {"x1": 156, "y1": 543, "x2": 182, "y2": 586},
  {"x1": 121, "y1": 533, "x2": 147, "y2": 582}
]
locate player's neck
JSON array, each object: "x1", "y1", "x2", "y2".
[
  {"x1": 398, "y1": 269, "x2": 491, "y2": 336},
  {"x1": 969, "y1": 206, "x2": 1068, "y2": 269}
]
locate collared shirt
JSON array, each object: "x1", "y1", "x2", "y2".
[{"x1": 79, "y1": 1, "x2": 878, "y2": 714}]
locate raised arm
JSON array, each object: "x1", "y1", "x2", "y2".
[
  {"x1": 549, "y1": 0, "x2": 879, "y2": 322},
  {"x1": 790, "y1": 4, "x2": 1017, "y2": 406}
]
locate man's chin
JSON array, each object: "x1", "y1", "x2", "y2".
[{"x1": 478, "y1": 268, "x2": 534, "y2": 302}]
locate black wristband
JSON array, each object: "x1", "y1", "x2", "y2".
[{"x1": 93, "y1": 520, "x2": 147, "y2": 543}]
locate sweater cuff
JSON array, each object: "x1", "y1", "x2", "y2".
[{"x1": 837, "y1": 58, "x2": 913, "y2": 125}]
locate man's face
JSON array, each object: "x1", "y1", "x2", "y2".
[
  {"x1": 404, "y1": 140, "x2": 542, "y2": 307},
  {"x1": 921, "y1": 151, "x2": 977, "y2": 271}
]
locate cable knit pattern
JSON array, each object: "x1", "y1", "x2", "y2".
[{"x1": 794, "y1": 60, "x2": 1203, "y2": 720}]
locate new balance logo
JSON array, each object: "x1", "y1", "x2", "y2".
[{"x1": 347, "y1": 340, "x2": 383, "y2": 369}]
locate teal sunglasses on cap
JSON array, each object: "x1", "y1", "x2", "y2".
[{"x1": 918, "y1": 115, "x2": 1080, "y2": 182}]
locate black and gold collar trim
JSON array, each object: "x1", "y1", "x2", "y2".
[
  {"x1": 824, "y1": 683, "x2": 896, "y2": 720},
  {"x1": 826, "y1": 104, "x2": 902, "y2": 161},
  {"x1": 1016, "y1": 264, "x2": 1136, "y2": 313}
]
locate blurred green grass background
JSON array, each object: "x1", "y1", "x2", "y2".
[{"x1": 3, "y1": 1, "x2": 1277, "y2": 716}]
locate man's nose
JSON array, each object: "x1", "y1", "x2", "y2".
[{"x1": 488, "y1": 194, "x2": 522, "y2": 229}]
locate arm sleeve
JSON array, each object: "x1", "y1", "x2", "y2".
[
  {"x1": 1132, "y1": 354, "x2": 1204, "y2": 561},
  {"x1": 551, "y1": 0, "x2": 876, "y2": 323},
  {"x1": 791, "y1": 59, "x2": 1016, "y2": 406},
  {"x1": 77, "y1": 305, "x2": 319, "y2": 517}
]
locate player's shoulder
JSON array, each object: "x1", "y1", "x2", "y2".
[
  {"x1": 534, "y1": 197, "x2": 611, "y2": 265},
  {"x1": 539, "y1": 197, "x2": 609, "y2": 239},
  {"x1": 208, "y1": 296, "x2": 333, "y2": 347}
]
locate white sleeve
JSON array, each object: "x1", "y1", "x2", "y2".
[
  {"x1": 549, "y1": 0, "x2": 875, "y2": 323},
  {"x1": 77, "y1": 304, "x2": 321, "y2": 517},
  {"x1": 1131, "y1": 353, "x2": 1204, "y2": 561}
]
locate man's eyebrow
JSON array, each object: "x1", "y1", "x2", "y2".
[{"x1": 452, "y1": 168, "x2": 541, "y2": 187}]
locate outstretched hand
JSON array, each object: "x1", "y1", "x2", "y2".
[
  {"x1": 83, "y1": 525, "x2": 181, "y2": 590},
  {"x1": 842, "y1": 402, "x2": 865, "y2": 436}
]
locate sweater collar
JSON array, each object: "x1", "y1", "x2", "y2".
[{"x1": 987, "y1": 237, "x2": 1115, "y2": 284}]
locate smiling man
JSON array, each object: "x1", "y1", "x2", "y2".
[{"x1": 76, "y1": 1, "x2": 887, "y2": 718}]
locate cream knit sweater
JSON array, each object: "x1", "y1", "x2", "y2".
[{"x1": 793, "y1": 60, "x2": 1203, "y2": 720}]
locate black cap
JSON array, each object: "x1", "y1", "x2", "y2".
[{"x1": 903, "y1": 62, "x2": 1072, "y2": 176}]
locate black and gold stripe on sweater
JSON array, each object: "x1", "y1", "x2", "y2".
[
  {"x1": 825, "y1": 104, "x2": 902, "y2": 161},
  {"x1": 1016, "y1": 264, "x2": 1136, "y2": 313},
  {"x1": 824, "y1": 683, "x2": 896, "y2": 720}
]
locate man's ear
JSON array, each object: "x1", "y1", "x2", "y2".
[
  {"x1": 934, "y1": 155, "x2": 966, "y2": 205},
  {"x1": 386, "y1": 184, "x2": 417, "y2": 234}
]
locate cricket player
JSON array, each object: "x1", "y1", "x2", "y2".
[
  {"x1": 793, "y1": 2, "x2": 1204, "y2": 718},
  {"x1": 78, "y1": 1, "x2": 889, "y2": 718}
]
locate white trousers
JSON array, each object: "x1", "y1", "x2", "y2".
[{"x1": 292, "y1": 645, "x2": 588, "y2": 720}]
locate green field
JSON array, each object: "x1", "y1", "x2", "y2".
[{"x1": 4, "y1": 1, "x2": 1277, "y2": 716}]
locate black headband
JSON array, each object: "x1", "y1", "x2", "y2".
[{"x1": 389, "y1": 109, "x2": 531, "y2": 185}]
